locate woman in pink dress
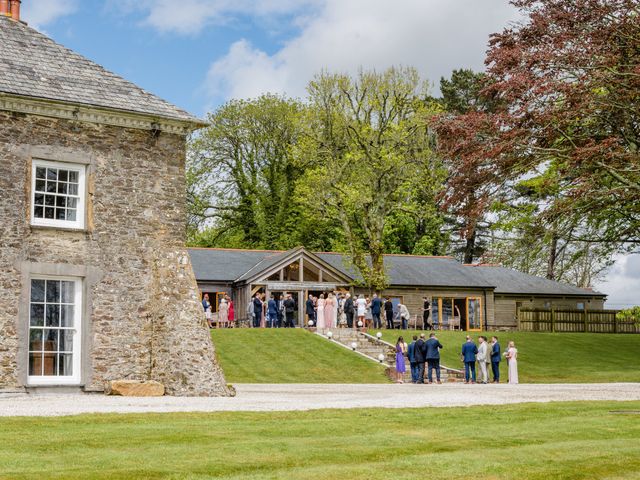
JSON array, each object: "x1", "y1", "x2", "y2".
[
  {"x1": 325, "y1": 293, "x2": 336, "y2": 328},
  {"x1": 316, "y1": 294, "x2": 326, "y2": 329},
  {"x1": 227, "y1": 295, "x2": 235, "y2": 327}
]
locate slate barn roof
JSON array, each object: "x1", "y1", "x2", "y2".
[
  {"x1": 469, "y1": 265, "x2": 604, "y2": 297},
  {"x1": 188, "y1": 247, "x2": 604, "y2": 297},
  {"x1": 0, "y1": 15, "x2": 201, "y2": 124}
]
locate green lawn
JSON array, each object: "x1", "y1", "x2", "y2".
[
  {"x1": 1, "y1": 402, "x2": 639, "y2": 479},
  {"x1": 381, "y1": 330, "x2": 640, "y2": 383},
  {"x1": 211, "y1": 328, "x2": 388, "y2": 383}
]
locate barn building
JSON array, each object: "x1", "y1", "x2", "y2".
[{"x1": 189, "y1": 247, "x2": 606, "y2": 330}]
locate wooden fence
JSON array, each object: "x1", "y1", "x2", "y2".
[{"x1": 518, "y1": 309, "x2": 639, "y2": 334}]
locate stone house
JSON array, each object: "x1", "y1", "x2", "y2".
[
  {"x1": 189, "y1": 246, "x2": 606, "y2": 330},
  {"x1": 0, "y1": 8, "x2": 229, "y2": 395}
]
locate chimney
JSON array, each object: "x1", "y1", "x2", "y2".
[
  {"x1": 0, "y1": 0, "x2": 20, "y2": 20},
  {"x1": 9, "y1": 0, "x2": 20, "y2": 21}
]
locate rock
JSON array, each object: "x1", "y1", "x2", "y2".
[{"x1": 106, "y1": 380, "x2": 165, "y2": 397}]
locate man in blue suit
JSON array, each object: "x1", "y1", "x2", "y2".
[
  {"x1": 407, "y1": 335, "x2": 419, "y2": 383},
  {"x1": 461, "y1": 336, "x2": 478, "y2": 384},
  {"x1": 267, "y1": 295, "x2": 278, "y2": 328},
  {"x1": 425, "y1": 333, "x2": 444, "y2": 383},
  {"x1": 490, "y1": 336, "x2": 501, "y2": 383},
  {"x1": 371, "y1": 294, "x2": 383, "y2": 329}
]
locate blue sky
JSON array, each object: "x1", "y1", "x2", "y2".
[
  {"x1": 23, "y1": 0, "x2": 520, "y2": 116},
  {"x1": 20, "y1": 0, "x2": 637, "y2": 307}
]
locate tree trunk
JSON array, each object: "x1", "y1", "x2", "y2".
[
  {"x1": 546, "y1": 232, "x2": 558, "y2": 280},
  {"x1": 463, "y1": 228, "x2": 476, "y2": 264}
]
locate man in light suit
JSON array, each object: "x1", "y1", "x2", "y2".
[
  {"x1": 476, "y1": 336, "x2": 489, "y2": 384},
  {"x1": 490, "y1": 336, "x2": 501, "y2": 383},
  {"x1": 425, "y1": 333, "x2": 444, "y2": 384},
  {"x1": 461, "y1": 336, "x2": 478, "y2": 384}
]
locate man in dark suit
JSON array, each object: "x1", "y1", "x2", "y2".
[
  {"x1": 283, "y1": 294, "x2": 296, "y2": 328},
  {"x1": 384, "y1": 298, "x2": 394, "y2": 329},
  {"x1": 252, "y1": 293, "x2": 263, "y2": 328},
  {"x1": 344, "y1": 294, "x2": 354, "y2": 328},
  {"x1": 461, "y1": 336, "x2": 478, "y2": 384},
  {"x1": 414, "y1": 333, "x2": 427, "y2": 384},
  {"x1": 425, "y1": 333, "x2": 444, "y2": 383},
  {"x1": 407, "y1": 335, "x2": 419, "y2": 383},
  {"x1": 490, "y1": 336, "x2": 501, "y2": 383},
  {"x1": 423, "y1": 297, "x2": 433, "y2": 330},
  {"x1": 305, "y1": 294, "x2": 316, "y2": 326},
  {"x1": 371, "y1": 293, "x2": 382, "y2": 329}
]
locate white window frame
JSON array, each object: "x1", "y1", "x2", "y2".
[
  {"x1": 31, "y1": 159, "x2": 86, "y2": 230},
  {"x1": 27, "y1": 275, "x2": 83, "y2": 386}
]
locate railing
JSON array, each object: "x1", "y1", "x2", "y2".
[{"x1": 518, "y1": 309, "x2": 639, "y2": 334}]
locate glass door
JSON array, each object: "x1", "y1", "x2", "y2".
[
  {"x1": 466, "y1": 297, "x2": 483, "y2": 331},
  {"x1": 28, "y1": 277, "x2": 82, "y2": 385}
]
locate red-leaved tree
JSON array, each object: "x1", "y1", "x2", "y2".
[{"x1": 437, "y1": 0, "x2": 640, "y2": 253}]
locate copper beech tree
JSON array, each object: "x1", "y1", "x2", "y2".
[{"x1": 436, "y1": 0, "x2": 640, "y2": 256}]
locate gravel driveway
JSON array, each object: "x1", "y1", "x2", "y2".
[{"x1": 1, "y1": 383, "x2": 639, "y2": 417}]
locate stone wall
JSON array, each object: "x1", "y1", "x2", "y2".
[{"x1": 0, "y1": 111, "x2": 230, "y2": 396}]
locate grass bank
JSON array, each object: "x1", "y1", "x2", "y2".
[
  {"x1": 211, "y1": 328, "x2": 388, "y2": 383},
  {"x1": 1, "y1": 402, "x2": 639, "y2": 479},
  {"x1": 380, "y1": 330, "x2": 640, "y2": 383}
]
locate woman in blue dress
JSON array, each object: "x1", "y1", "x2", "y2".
[{"x1": 395, "y1": 336, "x2": 407, "y2": 383}]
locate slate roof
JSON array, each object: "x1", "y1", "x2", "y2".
[
  {"x1": 0, "y1": 16, "x2": 201, "y2": 124},
  {"x1": 469, "y1": 265, "x2": 604, "y2": 297},
  {"x1": 188, "y1": 247, "x2": 603, "y2": 297},
  {"x1": 316, "y1": 253, "x2": 494, "y2": 288},
  {"x1": 189, "y1": 248, "x2": 281, "y2": 283}
]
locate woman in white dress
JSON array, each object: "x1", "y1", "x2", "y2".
[
  {"x1": 505, "y1": 341, "x2": 519, "y2": 384},
  {"x1": 316, "y1": 294, "x2": 326, "y2": 329},
  {"x1": 356, "y1": 295, "x2": 367, "y2": 328}
]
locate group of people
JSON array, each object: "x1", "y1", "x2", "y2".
[
  {"x1": 243, "y1": 292, "x2": 296, "y2": 328},
  {"x1": 306, "y1": 292, "x2": 412, "y2": 330},
  {"x1": 202, "y1": 293, "x2": 235, "y2": 328},
  {"x1": 249, "y1": 292, "x2": 298, "y2": 328},
  {"x1": 393, "y1": 334, "x2": 519, "y2": 384}
]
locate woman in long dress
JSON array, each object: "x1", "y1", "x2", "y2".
[
  {"x1": 364, "y1": 297, "x2": 373, "y2": 328},
  {"x1": 395, "y1": 336, "x2": 407, "y2": 383},
  {"x1": 505, "y1": 341, "x2": 519, "y2": 384},
  {"x1": 218, "y1": 298, "x2": 229, "y2": 329},
  {"x1": 227, "y1": 296, "x2": 235, "y2": 328},
  {"x1": 316, "y1": 294, "x2": 326, "y2": 329},
  {"x1": 355, "y1": 295, "x2": 367, "y2": 328},
  {"x1": 325, "y1": 293, "x2": 336, "y2": 328}
]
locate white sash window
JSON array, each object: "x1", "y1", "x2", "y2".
[
  {"x1": 28, "y1": 277, "x2": 82, "y2": 385},
  {"x1": 31, "y1": 159, "x2": 86, "y2": 230}
]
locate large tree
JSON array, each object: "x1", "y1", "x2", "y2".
[
  {"x1": 435, "y1": 69, "x2": 503, "y2": 263},
  {"x1": 436, "y1": 0, "x2": 639, "y2": 288},
  {"x1": 297, "y1": 67, "x2": 443, "y2": 291},
  {"x1": 187, "y1": 95, "x2": 338, "y2": 250}
]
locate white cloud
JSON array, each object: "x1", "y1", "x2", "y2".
[
  {"x1": 111, "y1": 0, "x2": 321, "y2": 35},
  {"x1": 596, "y1": 254, "x2": 640, "y2": 309},
  {"x1": 21, "y1": 0, "x2": 78, "y2": 30},
  {"x1": 204, "y1": 0, "x2": 520, "y2": 103}
]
